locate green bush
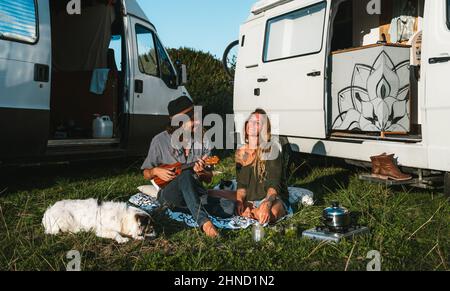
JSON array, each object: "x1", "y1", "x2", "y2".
[{"x1": 168, "y1": 47, "x2": 233, "y2": 116}]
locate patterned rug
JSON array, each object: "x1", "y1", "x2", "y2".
[{"x1": 128, "y1": 183, "x2": 314, "y2": 230}]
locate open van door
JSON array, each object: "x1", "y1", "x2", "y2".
[
  {"x1": 0, "y1": 0, "x2": 51, "y2": 160},
  {"x1": 257, "y1": 0, "x2": 330, "y2": 138},
  {"x1": 423, "y1": 0, "x2": 450, "y2": 171},
  {"x1": 127, "y1": 15, "x2": 182, "y2": 154}
]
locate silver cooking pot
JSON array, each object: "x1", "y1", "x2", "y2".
[{"x1": 322, "y1": 202, "x2": 352, "y2": 232}]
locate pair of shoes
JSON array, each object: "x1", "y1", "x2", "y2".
[
  {"x1": 370, "y1": 153, "x2": 412, "y2": 181},
  {"x1": 202, "y1": 221, "x2": 220, "y2": 238}
]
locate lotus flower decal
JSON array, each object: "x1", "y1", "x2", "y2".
[{"x1": 332, "y1": 51, "x2": 410, "y2": 132}]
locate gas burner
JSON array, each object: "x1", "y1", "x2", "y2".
[
  {"x1": 316, "y1": 226, "x2": 346, "y2": 233},
  {"x1": 302, "y1": 225, "x2": 370, "y2": 243}
]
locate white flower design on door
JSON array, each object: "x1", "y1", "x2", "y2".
[{"x1": 332, "y1": 51, "x2": 410, "y2": 132}]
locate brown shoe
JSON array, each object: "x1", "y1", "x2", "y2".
[
  {"x1": 202, "y1": 221, "x2": 219, "y2": 238},
  {"x1": 370, "y1": 153, "x2": 387, "y2": 176},
  {"x1": 374, "y1": 154, "x2": 412, "y2": 181}
]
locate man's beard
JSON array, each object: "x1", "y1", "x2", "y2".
[{"x1": 179, "y1": 126, "x2": 203, "y2": 146}]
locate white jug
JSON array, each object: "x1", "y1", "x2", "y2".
[{"x1": 93, "y1": 115, "x2": 113, "y2": 139}]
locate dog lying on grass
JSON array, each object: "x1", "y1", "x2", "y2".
[{"x1": 42, "y1": 199, "x2": 154, "y2": 244}]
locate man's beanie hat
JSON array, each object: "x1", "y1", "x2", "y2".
[{"x1": 168, "y1": 96, "x2": 194, "y2": 118}]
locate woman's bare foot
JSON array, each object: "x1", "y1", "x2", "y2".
[
  {"x1": 202, "y1": 221, "x2": 219, "y2": 238},
  {"x1": 241, "y1": 203, "x2": 258, "y2": 220}
]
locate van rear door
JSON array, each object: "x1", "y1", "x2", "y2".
[
  {"x1": 423, "y1": 0, "x2": 450, "y2": 171},
  {"x1": 257, "y1": 0, "x2": 330, "y2": 139},
  {"x1": 0, "y1": 0, "x2": 51, "y2": 160}
]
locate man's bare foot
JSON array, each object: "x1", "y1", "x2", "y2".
[{"x1": 202, "y1": 221, "x2": 219, "y2": 238}]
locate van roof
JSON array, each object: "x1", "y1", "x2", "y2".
[
  {"x1": 251, "y1": 0, "x2": 294, "y2": 15},
  {"x1": 123, "y1": 0, "x2": 156, "y2": 30}
]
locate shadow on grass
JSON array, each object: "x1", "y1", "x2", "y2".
[
  {"x1": 150, "y1": 208, "x2": 194, "y2": 238},
  {"x1": 289, "y1": 153, "x2": 352, "y2": 178},
  {"x1": 290, "y1": 168, "x2": 353, "y2": 206},
  {"x1": 0, "y1": 158, "x2": 144, "y2": 197}
]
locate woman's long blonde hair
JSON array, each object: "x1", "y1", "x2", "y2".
[{"x1": 244, "y1": 109, "x2": 273, "y2": 183}]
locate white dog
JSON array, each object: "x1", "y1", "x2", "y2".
[{"x1": 42, "y1": 199, "x2": 153, "y2": 244}]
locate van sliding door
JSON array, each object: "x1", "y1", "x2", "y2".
[
  {"x1": 0, "y1": 0, "x2": 51, "y2": 160},
  {"x1": 258, "y1": 0, "x2": 330, "y2": 139}
]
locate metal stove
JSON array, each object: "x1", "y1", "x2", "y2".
[{"x1": 302, "y1": 225, "x2": 370, "y2": 243}]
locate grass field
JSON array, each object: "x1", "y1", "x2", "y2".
[{"x1": 0, "y1": 153, "x2": 448, "y2": 271}]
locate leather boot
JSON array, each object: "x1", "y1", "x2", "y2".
[
  {"x1": 375, "y1": 154, "x2": 412, "y2": 181},
  {"x1": 370, "y1": 153, "x2": 387, "y2": 176}
]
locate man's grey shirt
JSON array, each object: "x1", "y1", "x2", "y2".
[{"x1": 141, "y1": 131, "x2": 212, "y2": 170}]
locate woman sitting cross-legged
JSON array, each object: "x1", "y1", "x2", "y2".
[{"x1": 209, "y1": 109, "x2": 289, "y2": 225}]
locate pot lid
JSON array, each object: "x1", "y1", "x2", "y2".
[{"x1": 323, "y1": 202, "x2": 349, "y2": 216}]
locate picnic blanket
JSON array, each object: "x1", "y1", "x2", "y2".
[{"x1": 128, "y1": 181, "x2": 314, "y2": 230}]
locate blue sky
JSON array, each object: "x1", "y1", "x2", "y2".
[{"x1": 137, "y1": 0, "x2": 256, "y2": 59}]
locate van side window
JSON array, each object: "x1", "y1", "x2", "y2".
[
  {"x1": 263, "y1": 1, "x2": 327, "y2": 62},
  {"x1": 135, "y1": 24, "x2": 159, "y2": 77},
  {"x1": 447, "y1": 0, "x2": 450, "y2": 30},
  {"x1": 0, "y1": 0, "x2": 38, "y2": 44},
  {"x1": 155, "y1": 37, "x2": 177, "y2": 89}
]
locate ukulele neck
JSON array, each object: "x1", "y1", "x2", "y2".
[
  {"x1": 180, "y1": 162, "x2": 196, "y2": 171},
  {"x1": 179, "y1": 162, "x2": 214, "y2": 172}
]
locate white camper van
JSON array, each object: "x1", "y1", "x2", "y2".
[
  {"x1": 0, "y1": 0, "x2": 188, "y2": 163},
  {"x1": 232, "y1": 0, "x2": 450, "y2": 189}
]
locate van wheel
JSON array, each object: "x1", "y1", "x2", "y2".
[{"x1": 444, "y1": 172, "x2": 450, "y2": 196}]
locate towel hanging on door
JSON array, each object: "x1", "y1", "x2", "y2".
[{"x1": 90, "y1": 68, "x2": 110, "y2": 95}]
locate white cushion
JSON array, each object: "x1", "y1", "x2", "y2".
[
  {"x1": 137, "y1": 185, "x2": 159, "y2": 199},
  {"x1": 288, "y1": 187, "x2": 314, "y2": 206}
]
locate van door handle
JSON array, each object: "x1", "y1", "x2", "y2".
[
  {"x1": 34, "y1": 64, "x2": 49, "y2": 83},
  {"x1": 307, "y1": 71, "x2": 321, "y2": 77},
  {"x1": 429, "y1": 57, "x2": 450, "y2": 64},
  {"x1": 257, "y1": 77, "x2": 268, "y2": 83},
  {"x1": 135, "y1": 79, "x2": 144, "y2": 94}
]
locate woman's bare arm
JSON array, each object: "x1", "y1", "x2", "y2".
[
  {"x1": 236, "y1": 188, "x2": 247, "y2": 201},
  {"x1": 236, "y1": 188, "x2": 247, "y2": 215}
]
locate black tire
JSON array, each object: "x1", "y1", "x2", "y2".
[
  {"x1": 444, "y1": 172, "x2": 450, "y2": 196},
  {"x1": 222, "y1": 40, "x2": 239, "y2": 80}
]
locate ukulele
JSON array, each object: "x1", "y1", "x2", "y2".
[{"x1": 151, "y1": 156, "x2": 220, "y2": 189}]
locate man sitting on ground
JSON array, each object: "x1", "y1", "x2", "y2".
[{"x1": 141, "y1": 96, "x2": 235, "y2": 238}]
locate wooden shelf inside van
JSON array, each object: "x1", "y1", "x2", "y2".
[{"x1": 331, "y1": 43, "x2": 412, "y2": 55}]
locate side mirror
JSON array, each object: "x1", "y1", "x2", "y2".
[
  {"x1": 175, "y1": 60, "x2": 188, "y2": 86},
  {"x1": 180, "y1": 64, "x2": 188, "y2": 85}
]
